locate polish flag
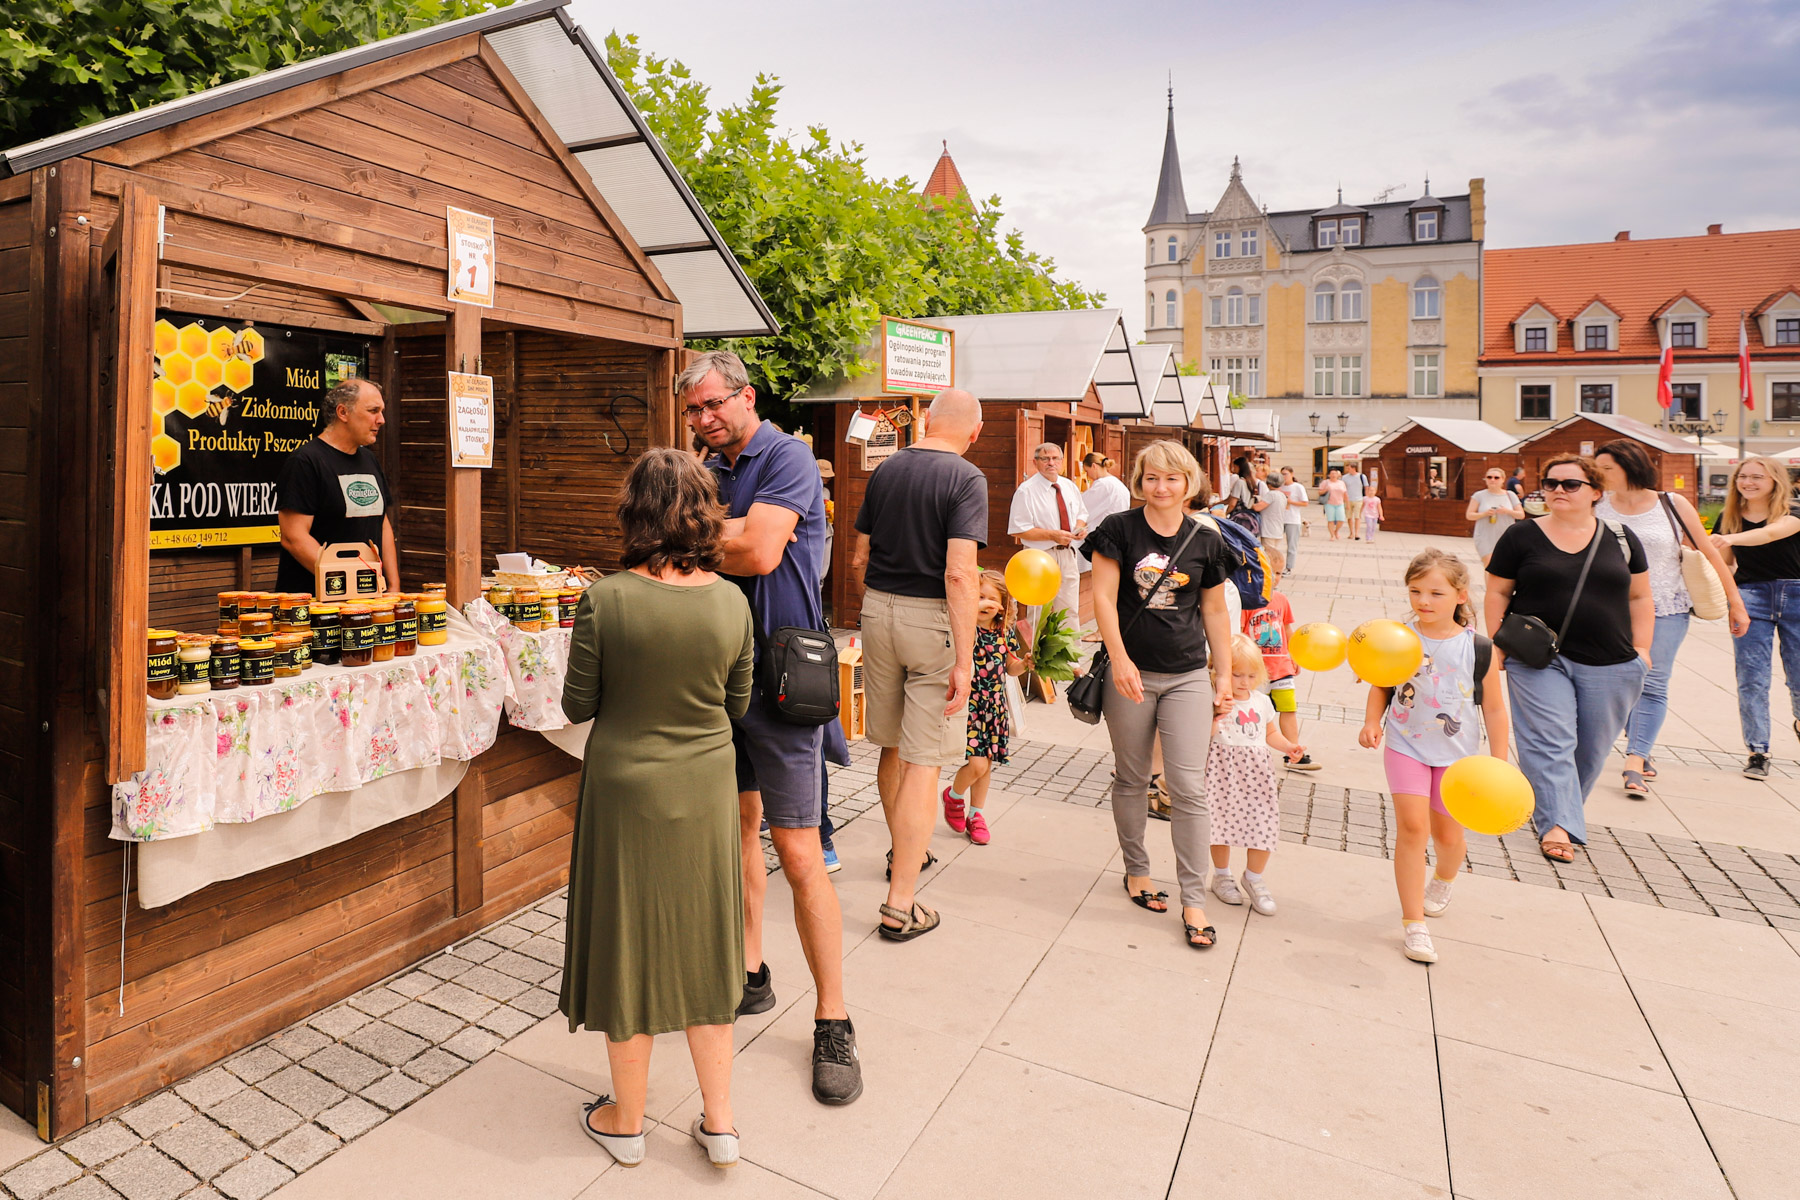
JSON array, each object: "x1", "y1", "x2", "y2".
[
  {"x1": 1656, "y1": 332, "x2": 1674, "y2": 410},
  {"x1": 1740, "y1": 314, "x2": 1755, "y2": 411}
]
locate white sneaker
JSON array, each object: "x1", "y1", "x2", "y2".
[
  {"x1": 1423, "y1": 875, "x2": 1455, "y2": 917},
  {"x1": 1211, "y1": 872, "x2": 1244, "y2": 905},
  {"x1": 692, "y1": 1113, "x2": 740, "y2": 1169},
  {"x1": 1402, "y1": 923, "x2": 1438, "y2": 964},
  {"x1": 1241, "y1": 872, "x2": 1277, "y2": 916}
]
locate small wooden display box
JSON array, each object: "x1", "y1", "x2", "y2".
[{"x1": 838, "y1": 647, "x2": 865, "y2": 742}]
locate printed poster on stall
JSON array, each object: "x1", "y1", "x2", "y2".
[
  {"x1": 449, "y1": 371, "x2": 495, "y2": 468},
  {"x1": 149, "y1": 314, "x2": 370, "y2": 549},
  {"x1": 880, "y1": 317, "x2": 954, "y2": 395},
  {"x1": 447, "y1": 206, "x2": 496, "y2": 307}
]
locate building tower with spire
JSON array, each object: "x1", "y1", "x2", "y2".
[
  {"x1": 1142, "y1": 87, "x2": 1188, "y2": 349},
  {"x1": 923, "y1": 140, "x2": 967, "y2": 204}
]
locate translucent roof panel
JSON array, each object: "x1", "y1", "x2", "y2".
[
  {"x1": 485, "y1": 20, "x2": 637, "y2": 145},
  {"x1": 653, "y1": 251, "x2": 773, "y2": 338},
  {"x1": 1178, "y1": 375, "x2": 1219, "y2": 425},
  {"x1": 1129, "y1": 344, "x2": 1182, "y2": 423},
  {"x1": 1367, "y1": 417, "x2": 1520, "y2": 456},
  {"x1": 575, "y1": 143, "x2": 709, "y2": 248}
]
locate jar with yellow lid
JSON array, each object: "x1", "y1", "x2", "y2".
[
  {"x1": 210, "y1": 637, "x2": 240, "y2": 690},
  {"x1": 486, "y1": 585, "x2": 514, "y2": 623},
  {"x1": 237, "y1": 610, "x2": 274, "y2": 639},
  {"x1": 416, "y1": 596, "x2": 448, "y2": 646},
  {"x1": 513, "y1": 587, "x2": 542, "y2": 633},
  {"x1": 340, "y1": 604, "x2": 375, "y2": 667},
  {"x1": 272, "y1": 634, "x2": 304, "y2": 678},
  {"x1": 239, "y1": 638, "x2": 276, "y2": 685},
  {"x1": 311, "y1": 604, "x2": 342, "y2": 665},
  {"x1": 371, "y1": 600, "x2": 396, "y2": 662},
  {"x1": 177, "y1": 636, "x2": 212, "y2": 695},
  {"x1": 147, "y1": 630, "x2": 179, "y2": 700}
]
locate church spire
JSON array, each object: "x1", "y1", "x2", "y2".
[{"x1": 1145, "y1": 87, "x2": 1188, "y2": 229}]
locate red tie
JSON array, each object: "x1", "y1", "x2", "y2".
[{"x1": 1054, "y1": 483, "x2": 1071, "y2": 533}]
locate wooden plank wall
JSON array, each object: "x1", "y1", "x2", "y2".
[
  {"x1": 1513, "y1": 419, "x2": 1698, "y2": 507},
  {"x1": 0, "y1": 189, "x2": 38, "y2": 1120}
]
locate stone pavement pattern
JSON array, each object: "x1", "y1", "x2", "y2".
[{"x1": 1, "y1": 528, "x2": 1796, "y2": 1198}]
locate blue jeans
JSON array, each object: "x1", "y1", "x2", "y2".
[
  {"x1": 1507, "y1": 655, "x2": 1647, "y2": 844},
  {"x1": 1735, "y1": 580, "x2": 1800, "y2": 754},
  {"x1": 1624, "y1": 613, "x2": 1690, "y2": 760}
]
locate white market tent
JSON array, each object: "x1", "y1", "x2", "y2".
[
  {"x1": 1364, "y1": 416, "x2": 1520, "y2": 456},
  {"x1": 1231, "y1": 408, "x2": 1281, "y2": 450},
  {"x1": 1128, "y1": 343, "x2": 1185, "y2": 424},
  {"x1": 1177, "y1": 375, "x2": 1226, "y2": 428},
  {"x1": 1329, "y1": 434, "x2": 1385, "y2": 462}
]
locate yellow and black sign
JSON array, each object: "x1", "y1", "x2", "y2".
[{"x1": 149, "y1": 314, "x2": 370, "y2": 549}]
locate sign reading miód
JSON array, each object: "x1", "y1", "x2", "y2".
[{"x1": 881, "y1": 317, "x2": 954, "y2": 395}]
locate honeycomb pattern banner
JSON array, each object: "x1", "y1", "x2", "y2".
[{"x1": 151, "y1": 318, "x2": 266, "y2": 474}]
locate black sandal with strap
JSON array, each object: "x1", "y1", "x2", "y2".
[
  {"x1": 1183, "y1": 923, "x2": 1217, "y2": 949},
  {"x1": 1123, "y1": 874, "x2": 1169, "y2": 912},
  {"x1": 885, "y1": 848, "x2": 939, "y2": 881},
  {"x1": 877, "y1": 900, "x2": 941, "y2": 942}
]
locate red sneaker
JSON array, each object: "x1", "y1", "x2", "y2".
[
  {"x1": 941, "y1": 787, "x2": 967, "y2": 833},
  {"x1": 965, "y1": 809, "x2": 990, "y2": 846}
]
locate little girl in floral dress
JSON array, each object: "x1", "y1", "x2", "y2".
[
  {"x1": 1207, "y1": 634, "x2": 1304, "y2": 916},
  {"x1": 943, "y1": 571, "x2": 1030, "y2": 845}
]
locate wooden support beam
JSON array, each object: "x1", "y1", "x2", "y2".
[
  {"x1": 446, "y1": 302, "x2": 483, "y2": 916},
  {"x1": 504, "y1": 331, "x2": 519, "y2": 554}
]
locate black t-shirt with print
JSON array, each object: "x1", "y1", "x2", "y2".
[
  {"x1": 1081, "y1": 508, "x2": 1231, "y2": 673},
  {"x1": 1732, "y1": 502, "x2": 1800, "y2": 586},
  {"x1": 1486, "y1": 518, "x2": 1648, "y2": 666},
  {"x1": 274, "y1": 437, "x2": 394, "y2": 592}
]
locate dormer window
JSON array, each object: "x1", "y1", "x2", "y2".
[
  {"x1": 1414, "y1": 211, "x2": 1439, "y2": 241},
  {"x1": 1340, "y1": 219, "x2": 1361, "y2": 245},
  {"x1": 1584, "y1": 324, "x2": 1611, "y2": 351},
  {"x1": 1167, "y1": 235, "x2": 1179, "y2": 262},
  {"x1": 1317, "y1": 220, "x2": 1339, "y2": 247},
  {"x1": 1214, "y1": 231, "x2": 1232, "y2": 259},
  {"x1": 1525, "y1": 327, "x2": 1547, "y2": 352},
  {"x1": 1778, "y1": 317, "x2": 1800, "y2": 345},
  {"x1": 1670, "y1": 321, "x2": 1697, "y2": 348}
]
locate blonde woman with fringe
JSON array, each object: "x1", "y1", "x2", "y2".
[{"x1": 1710, "y1": 455, "x2": 1800, "y2": 780}]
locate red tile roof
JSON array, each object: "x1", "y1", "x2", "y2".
[
  {"x1": 1483, "y1": 228, "x2": 1800, "y2": 363},
  {"x1": 923, "y1": 142, "x2": 967, "y2": 202}
]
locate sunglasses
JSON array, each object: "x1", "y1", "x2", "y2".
[
  {"x1": 1541, "y1": 477, "x2": 1593, "y2": 493},
  {"x1": 681, "y1": 387, "x2": 745, "y2": 420}
]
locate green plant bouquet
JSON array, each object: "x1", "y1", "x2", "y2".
[{"x1": 1030, "y1": 609, "x2": 1082, "y2": 683}]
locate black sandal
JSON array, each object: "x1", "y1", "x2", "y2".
[
  {"x1": 877, "y1": 900, "x2": 941, "y2": 941},
  {"x1": 1123, "y1": 874, "x2": 1168, "y2": 912},
  {"x1": 885, "y1": 848, "x2": 939, "y2": 881},
  {"x1": 1183, "y1": 923, "x2": 1217, "y2": 949}
]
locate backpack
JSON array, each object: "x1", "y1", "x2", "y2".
[
  {"x1": 1382, "y1": 630, "x2": 1493, "y2": 703},
  {"x1": 1192, "y1": 514, "x2": 1272, "y2": 611}
]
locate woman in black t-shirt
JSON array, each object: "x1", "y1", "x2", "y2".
[
  {"x1": 1710, "y1": 456, "x2": 1800, "y2": 779},
  {"x1": 1484, "y1": 455, "x2": 1652, "y2": 864},
  {"x1": 1082, "y1": 440, "x2": 1234, "y2": 950}
]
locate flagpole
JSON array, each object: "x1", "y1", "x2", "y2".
[{"x1": 1738, "y1": 308, "x2": 1749, "y2": 462}]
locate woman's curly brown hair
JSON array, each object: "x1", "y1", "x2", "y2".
[{"x1": 617, "y1": 447, "x2": 725, "y2": 575}]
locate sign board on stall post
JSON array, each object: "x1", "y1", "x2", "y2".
[
  {"x1": 880, "y1": 317, "x2": 954, "y2": 395},
  {"x1": 449, "y1": 371, "x2": 495, "y2": 468},
  {"x1": 447, "y1": 207, "x2": 496, "y2": 307}
]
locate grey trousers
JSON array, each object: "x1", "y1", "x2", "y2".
[{"x1": 1102, "y1": 666, "x2": 1215, "y2": 908}]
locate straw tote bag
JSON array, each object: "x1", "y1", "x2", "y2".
[{"x1": 1659, "y1": 494, "x2": 1728, "y2": 621}]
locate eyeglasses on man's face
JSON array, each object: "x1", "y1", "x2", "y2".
[
  {"x1": 681, "y1": 387, "x2": 745, "y2": 421},
  {"x1": 1541, "y1": 477, "x2": 1593, "y2": 493}
]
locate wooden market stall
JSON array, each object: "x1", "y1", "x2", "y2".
[
  {"x1": 796, "y1": 309, "x2": 1144, "y2": 627},
  {"x1": 1368, "y1": 417, "x2": 1521, "y2": 535},
  {"x1": 1509, "y1": 413, "x2": 1700, "y2": 507},
  {"x1": 0, "y1": 0, "x2": 774, "y2": 1138}
]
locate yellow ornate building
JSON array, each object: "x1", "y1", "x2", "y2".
[{"x1": 1143, "y1": 99, "x2": 1483, "y2": 474}]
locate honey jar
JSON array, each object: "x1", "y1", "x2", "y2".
[
  {"x1": 177, "y1": 636, "x2": 212, "y2": 695},
  {"x1": 217, "y1": 591, "x2": 246, "y2": 631},
  {"x1": 513, "y1": 587, "x2": 542, "y2": 633},
  {"x1": 340, "y1": 604, "x2": 375, "y2": 667},
  {"x1": 277, "y1": 593, "x2": 312, "y2": 633},
  {"x1": 272, "y1": 634, "x2": 304, "y2": 678},
  {"x1": 392, "y1": 597, "x2": 418, "y2": 657},
  {"x1": 311, "y1": 604, "x2": 342, "y2": 666},
  {"x1": 237, "y1": 610, "x2": 274, "y2": 639},
  {"x1": 210, "y1": 637, "x2": 240, "y2": 690},
  {"x1": 486, "y1": 585, "x2": 514, "y2": 623},
  {"x1": 147, "y1": 630, "x2": 179, "y2": 700},
  {"x1": 416, "y1": 597, "x2": 448, "y2": 646},
  {"x1": 239, "y1": 638, "x2": 276, "y2": 685},
  {"x1": 558, "y1": 588, "x2": 580, "y2": 628},
  {"x1": 371, "y1": 600, "x2": 396, "y2": 662}
]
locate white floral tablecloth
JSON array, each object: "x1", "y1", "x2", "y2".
[
  {"x1": 112, "y1": 610, "x2": 505, "y2": 842},
  {"x1": 464, "y1": 598, "x2": 575, "y2": 731}
]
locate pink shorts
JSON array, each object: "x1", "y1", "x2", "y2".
[{"x1": 1384, "y1": 747, "x2": 1452, "y2": 817}]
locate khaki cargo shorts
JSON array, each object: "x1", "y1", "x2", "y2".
[{"x1": 860, "y1": 588, "x2": 967, "y2": 768}]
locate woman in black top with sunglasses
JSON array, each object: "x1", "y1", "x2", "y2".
[{"x1": 1484, "y1": 455, "x2": 1652, "y2": 864}]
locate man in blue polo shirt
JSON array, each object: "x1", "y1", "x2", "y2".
[{"x1": 685, "y1": 350, "x2": 862, "y2": 1107}]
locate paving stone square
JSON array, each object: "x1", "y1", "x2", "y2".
[
  {"x1": 115, "y1": 1097, "x2": 193, "y2": 1140},
  {"x1": 219, "y1": 1048, "x2": 287, "y2": 1088},
  {"x1": 399, "y1": 1049, "x2": 467, "y2": 1088},
  {"x1": 263, "y1": 1125, "x2": 339, "y2": 1174},
  {"x1": 254, "y1": 1067, "x2": 344, "y2": 1121},
  {"x1": 382, "y1": 1002, "x2": 463, "y2": 1043},
  {"x1": 202, "y1": 1092, "x2": 301, "y2": 1151},
  {"x1": 169, "y1": 1071, "x2": 243, "y2": 1112},
  {"x1": 358, "y1": 1072, "x2": 429, "y2": 1113},
  {"x1": 417, "y1": 983, "x2": 496, "y2": 1023},
  {"x1": 314, "y1": 1098, "x2": 383, "y2": 1141},
  {"x1": 149, "y1": 1119, "x2": 246, "y2": 1179},
  {"x1": 95, "y1": 1149, "x2": 194, "y2": 1200},
  {"x1": 344, "y1": 1021, "x2": 431, "y2": 1068},
  {"x1": 298, "y1": 1046, "x2": 385, "y2": 1093},
  {"x1": 58, "y1": 1124, "x2": 141, "y2": 1169},
  {"x1": 208, "y1": 1154, "x2": 291, "y2": 1200},
  {"x1": 2, "y1": 1151, "x2": 82, "y2": 1200}
]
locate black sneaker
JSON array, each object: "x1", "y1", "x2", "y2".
[
  {"x1": 812, "y1": 1018, "x2": 863, "y2": 1105},
  {"x1": 1745, "y1": 754, "x2": 1772, "y2": 781},
  {"x1": 737, "y1": 963, "x2": 774, "y2": 1016}
]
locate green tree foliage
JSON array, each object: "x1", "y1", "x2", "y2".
[
  {"x1": 603, "y1": 33, "x2": 1101, "y2": 410},
  {"x1": 0, "y1": 0, "x2": 513, "y2": 147}
]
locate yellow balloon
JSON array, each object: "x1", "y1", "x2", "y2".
[
  {"x1": 1290, "y1": 622, "x2": 1348, "y2": 672},
  {"x1": 1005, "y1": 549, "x2": 1063, "y2": 607},
  {"x1": 1346, "y1": 619, "x2": 1424, "y2": 687},
  {"x1": 1440, "y1": 755, "x2": 1536, "y2": 836}
]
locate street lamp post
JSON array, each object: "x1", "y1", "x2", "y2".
[
  {"x1": 1309, "y1": 410, "x2": 1350, "y2": 482},
  {"x1": 1666, "y1": 407, "x2": 1729, "y2": 449}
]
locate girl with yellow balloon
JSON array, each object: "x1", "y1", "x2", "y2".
[{"x1": 1355, "y1": 549, "x2": 1517, "y2": 965}]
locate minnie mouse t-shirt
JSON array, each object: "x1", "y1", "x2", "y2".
[{"x1": 1081, "y1": 508, "x2": 1231, "y2": 673}]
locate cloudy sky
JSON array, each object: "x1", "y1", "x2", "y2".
[{"x1": 569, "y1": 0, "x2": 1800, "y2": 342}]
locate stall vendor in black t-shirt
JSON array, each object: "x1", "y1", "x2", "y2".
[{"x1": 275, "y1": 379, "x2": 400, "y2": 594}]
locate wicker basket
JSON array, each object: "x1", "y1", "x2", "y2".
[{"x1": 490, "y1": 570, "x2": 569, "y2": 592}]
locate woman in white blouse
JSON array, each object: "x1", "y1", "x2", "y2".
[{"x1": 1077, "y1": 453, "x2": 1133, "y2": 573}]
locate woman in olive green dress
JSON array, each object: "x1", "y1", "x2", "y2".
[{"x1": 561, "y1": 448, "x2": 755, "y2": 1169}]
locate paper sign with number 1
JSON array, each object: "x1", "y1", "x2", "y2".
[{"x1": 447, "y1": 207, "x2": 496, "y2": 307}]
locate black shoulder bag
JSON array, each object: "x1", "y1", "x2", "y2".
[
  {"x1": 751, "y1": 612, "x2": 840, "y2": 726},
  {"x1": 1067, "y1": 517, "x2": 1204, "y2": 725},
  {"x1": 1492, "y1": 521, "x2": 1626, "y2": 670}
]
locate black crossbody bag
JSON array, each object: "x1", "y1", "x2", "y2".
[
  {"x1": 750, "y1": 612, "x2": 840, "y2": 726},
  {"x1": 1067, "y1": 517, "x2": 1204, "y2": 725},
  {"x1": 1493, "y1": 522, "x2": 1626, "y2": 670}
]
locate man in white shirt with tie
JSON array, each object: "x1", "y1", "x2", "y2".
[{"x1": 1008, "y1": 442, "x2": 1088, "y2": 634}]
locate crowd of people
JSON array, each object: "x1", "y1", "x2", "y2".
[{"x1": 551, "y1": 356, "x2": 1800, "y2": 1169}]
